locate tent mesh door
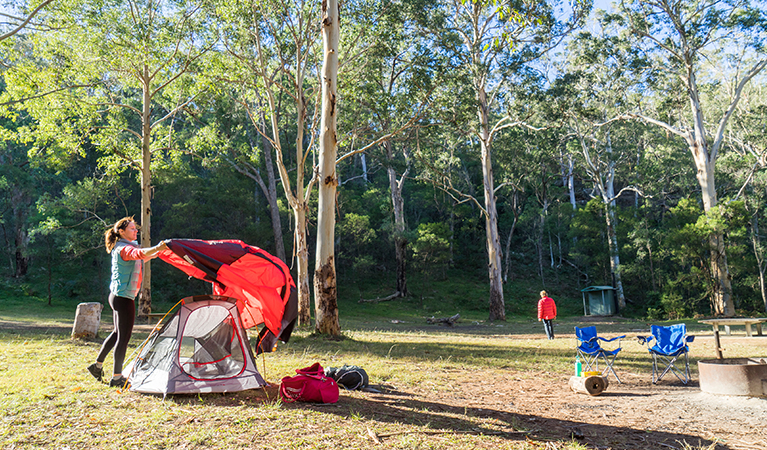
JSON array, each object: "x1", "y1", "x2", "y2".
[{"x1": 179, "y1": 305, "x2": 247, "y2": 379}]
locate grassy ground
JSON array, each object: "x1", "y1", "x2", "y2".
[{"x1": 0, "y1": 273, "x2": 758, "y2": 449}]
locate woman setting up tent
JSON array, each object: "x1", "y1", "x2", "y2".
[{"x1": 86, "y1": 216, "x2": 167, "y2": 387}]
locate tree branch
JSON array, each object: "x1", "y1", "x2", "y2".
[{"x1": 0, "y1": 0, "x2": 56, "y2": 41}]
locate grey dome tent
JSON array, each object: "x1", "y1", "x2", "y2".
[
  {"x1": 122, "y1": 239, "x2": 298, "y2": 395},
  {"x1": 125, "y1": 295, "x2": 266, "y2": 395}
]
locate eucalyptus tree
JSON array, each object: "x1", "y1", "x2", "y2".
[
  {"x1": 2, "y1": 0, "x2": 213, "y2": 315},
  {"x1": 208, "y1": 0, "x2": 320, "y2": 326},
  {"x1": 313, "y1": 0, "x2": 341, "y2": 334},
  {"x1": 338, "y1": 0, "x2": 440, "y2": 299},
  {"x1": 0, "y1": 0, "x2": 55, "y2": 42},
  {"x1": 313, "y1": 0, "x2": 428, "y2": 334},
  {"x1": 552, "y1": 25, "x2": 649, "y2": 309},
  {"x1": 616, "y1": 0, "x2": 767, "y2": 316},
  {"x1": 432, "y1": 0, "x2": 590, "y2": 321},
  {"x1": 719, "y1": 80, "x2": 767, "y2": 312}
]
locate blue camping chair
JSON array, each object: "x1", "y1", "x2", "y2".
[
  {"x1": 637, "y1": 324, "x2": 695, "y2": 384},
  {"x1": 575, "y1": 326, "x2": 626, "y2": 383}
]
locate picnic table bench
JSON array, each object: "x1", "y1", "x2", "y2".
[{"x1": 698, "y1": 318, "x2": 767, "y2": 337}]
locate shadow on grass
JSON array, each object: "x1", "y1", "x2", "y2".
[
  {"x1": 155, "y1": 384, "x2": 719, "y2": 449},
  {"x1": 282, "y1": 389, "x2": 719, "y2": 450}
]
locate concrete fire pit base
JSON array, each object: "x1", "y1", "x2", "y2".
[{"x1": 698, "y1": 358, "x2": 767, "y2": 397}]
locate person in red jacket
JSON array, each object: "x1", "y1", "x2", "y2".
[{"x1": 537, "y1": 290, "x2": 557, "y2": 339}]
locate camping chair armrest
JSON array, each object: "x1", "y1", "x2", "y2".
[
  {"x1": 597, "y1": 335, "x2": 626, "y2": 343},
  {"x1": 636, "y1": 335, "x2": 653, "y2": 345},
  {"x1": 685, "y1": 335, "x2": 695, "y2": 343}
]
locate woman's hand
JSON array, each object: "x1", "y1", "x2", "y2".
[{"x1": 143, "y1": 240, "x2": 169, "y2": 260}]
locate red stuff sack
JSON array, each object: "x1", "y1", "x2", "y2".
[{"x1": 279, "y1": 362, "x2": 339, "y2": 404}]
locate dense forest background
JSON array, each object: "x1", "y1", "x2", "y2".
[{"x1": 1, "y1": 0, "x2": 767, "y2": 323}]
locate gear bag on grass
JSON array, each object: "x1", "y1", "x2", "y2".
[
  {"x1": 279, "y1": 362, "x2": 339, "y2": 403},
  {"x1": 325, "y1": 365, "x2": 369, "y2": 390}
]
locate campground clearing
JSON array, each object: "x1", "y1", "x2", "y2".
[{"x1": 0, "y1": 317, "x2": 765, "y2": 449}]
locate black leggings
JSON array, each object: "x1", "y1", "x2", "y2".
[{"x1": 96, "y1": 293, "x2": 135, "y2": 376}]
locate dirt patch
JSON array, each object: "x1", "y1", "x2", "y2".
[{"x1": 342, "y1": 369, "x2": 765, "y2": 449}]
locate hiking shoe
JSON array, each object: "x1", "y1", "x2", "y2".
[
  {"x1": 87, "y1": 363, "x2": 103, "y2": 382},
  {"x1": 109, "y1": 376, "x2": 130, "y2": 389}
]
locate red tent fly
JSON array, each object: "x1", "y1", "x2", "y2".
[{"x1": 158, "y1": 239, "x2": 298, "y2": 353}]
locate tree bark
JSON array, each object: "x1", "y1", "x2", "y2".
[
  {"x1": 258, "y1": 123, "x2": 286, "y2": 262},
  {"x1": 313, "y1": 0, "x2": 340, "y2": 336},
  {"x1": 294, "y1": 205, "x2": 311, "y2": 326},
  {"x1": 478, "y1": 109, "x2": 505, "y2": 322},
  {"x1": 385, "y1": 140, "x2": 408, "y2": 297},
  {"x1": 689, "y1": 133, "x2": 734, "y2": 316},
  {"x1": 11, "y1": 186, "x2": 30, "y2": 278},
  {"x1": 138, "y1": 65, "x2": 153, "y2": 317}
]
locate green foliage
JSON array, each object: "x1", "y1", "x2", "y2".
[
  {"x1": 2, "y1": 0, "x2": 767, "y2": 323},
  {"x1": 337, "y1": 212, "x2": 378, "y2": 275},
  {"x1": 409, "y1": 222, "x2": 452, "y2": 280},
  {"x1": 568, "y1": 199, "x2": 609, "y2": 282}
]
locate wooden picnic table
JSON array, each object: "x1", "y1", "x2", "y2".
[{"x1": 698, "y1": 318, "x2": 767, "y2": 337}]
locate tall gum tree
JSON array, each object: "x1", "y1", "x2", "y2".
[
  {"x1": 313, "y1": 0, "x2": 424, "y2": 333},
  {"x1": 551, "y1": 27, "x2": 649, "y2": 309},
  {"x1": 340, "y1": 1, "x2": 439, "y2": 299},
  {"x1": 617, "y1": 0, "x2": 767, "y2": 316},
  {"x1": 211, "y1": 0, "x2": 322, "y2": 326},
  {"x1": 314, "y1": 0, "x2": 340, "y2": 335},
  {"x1": 3, "y1": 0, "x2": 211, "y2": 315},
  {"x1": 439, "y1": 0, "x2": 589, "y2": 321}
]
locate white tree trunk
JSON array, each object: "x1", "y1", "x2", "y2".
[
  {"x1": 313, "y1": 0, "x2": 340, "y2": 336},
  {"x1": 361, "y1": 152, "x2": 369, "y2": 183},
  {"x1": 565, "y1": 153, "x2": 576, "y2": 210},
  {"x1": 294, "y1": 206, "x2": 311, "y2": 325},
  {"x1": 752, "y1": 218, "x2": 767, "y2": 313},
  {"x1": 138, "y1": 66, "x2": 153, "y2": 317},
  {"x1": 475, "y1": 82, "x2": 505, "y2": 321},
  {"x1": 604, "y1": 134, "x2": 626, "y2": 310},
  {"x1": 386, "y1": 141, "x2": 408, "y2": 297},
  {"x1": 689, "y1": 133, "x2": 734, "y2": 316}
]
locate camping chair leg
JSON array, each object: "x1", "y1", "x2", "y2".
[
  {"x1": 578, "y1": 350, "x2": 601, "y2": 374},
  {"x1": 599, "y1": 353, "x2": 622, "y2": 384},
  {"x1": 653, "y1": 352, "x2": 690, "y2": 385},
  {"x1": 655, "y1": 355, "x2": 676, "y2": 383}
]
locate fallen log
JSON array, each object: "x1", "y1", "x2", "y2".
[
  {"x1": 426, "y1": 313, "x2": 460, "y2": 326},
  {"x1": 358, "y1": 291, "x2": 403, "y2": 303},
  {"x1": 568, "y1": 375, "x2": 609, "y2": 396}
]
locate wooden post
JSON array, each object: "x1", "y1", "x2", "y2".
[
  {"x1": 569, "y1": 375, "x2": 609, "y2": 396},
  {"x1": 713, "y1": 330, "x2": 723, "y2": 359}
]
